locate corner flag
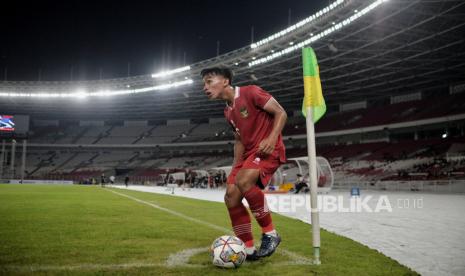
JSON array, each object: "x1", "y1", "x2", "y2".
[
  {"x1": 302, "y1": 47, "x2": 323, "y2": 265},
  {"x1": 301, "y1": 47, "x2": 326, "y2": 123}
]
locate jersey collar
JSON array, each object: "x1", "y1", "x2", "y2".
[{"x1": 226, "y1": 86, "x2": 240, "y2": 109}]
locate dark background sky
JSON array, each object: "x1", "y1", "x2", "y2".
[{"x1": 0, "y1": 0, "x2": 325, "y2": 81}]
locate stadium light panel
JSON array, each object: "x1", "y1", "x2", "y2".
[
  {"x1": 250, "y1": 0, "x2": 345, "y2": 49},
  {"x1": 72, "y1": 89, "x2": 89, "y2": 98},
  {"x1": 151, "y1": 66, "x2": 191, "y2": 78},
  {"x1": 0, "y1": 79, "x2": 194, "y2": 98},
  {"x1": 249, "y1": 0, "x2": 388, "y2": 67}
]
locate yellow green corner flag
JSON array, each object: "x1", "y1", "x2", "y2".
[{"x1": 301, "y1": 47, "x2": 326, "y2": 123}]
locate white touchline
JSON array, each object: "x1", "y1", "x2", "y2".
[
  {"x1": 1, "y1": 188, "x2": 313, "y2": 273},
  {"x1": 108, "y1": 189, "x2": 230, "y2": 233},
  {"x1": 107, "y1": 189, "x2": 312, "y2": 264}
]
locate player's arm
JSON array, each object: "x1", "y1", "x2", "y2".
[
  {"x1": 258, "y1": 97, "x2": 287, "y2": 155},
  {"x1": 233, "y1": 133, "x2": 245, "y2": 166}
]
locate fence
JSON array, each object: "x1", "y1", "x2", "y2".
[{"x1": 334, "y1": 180, "x2": 465, "y2": 193}]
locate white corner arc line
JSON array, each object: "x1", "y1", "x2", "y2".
[{"x1": 166, "y1": 247, "x2": 208, "y2": 267}]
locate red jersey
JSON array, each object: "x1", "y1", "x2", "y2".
[{"x1": 224, "y1": 85, "x2": 286, "y2": 163}]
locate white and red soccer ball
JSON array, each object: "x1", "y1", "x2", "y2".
[{"x1": 210, "y1": 235, "x2": 247, "y2": 268}]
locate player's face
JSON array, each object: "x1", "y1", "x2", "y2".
[{"x1": 203, "y1": 74, "x2": 228, "y2": 100}]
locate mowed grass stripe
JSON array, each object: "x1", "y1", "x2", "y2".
[
  {"x1": 0, "y1": 184, "x2": 418, "y2": 275},
  {"x1": 0, "y1": 185, "x2": 222, "y2": 267},
  {"x1": 106, "y1": 188, "x2": 418, "y2": 275},
  {"x1": 107, "y1": 188, "x2": 312, "y2": 264},
  {"x1": 107, "y1": 189, "x2": 230, "y2": 233},
  {"x1": 0, "y1": 185, "x2": 302, "y2": 275}
]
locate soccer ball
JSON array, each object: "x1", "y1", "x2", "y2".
[{"x1": 210, "y1": 235, "x2": 247, "y2": 268}]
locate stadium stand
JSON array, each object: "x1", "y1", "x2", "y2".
[
  {"x1": 284, "y1": 92, "x2": 465, "y2": 135},
  {"x1": 15, "y1": 117, "x2": 463, "y2": 185},
  {"x1": 0, "y1": 0, "x2": 463, "y2": 190}
]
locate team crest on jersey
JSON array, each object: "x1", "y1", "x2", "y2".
[{"x1": 239, "y1": 106, "x2": 249, "y2": 118}]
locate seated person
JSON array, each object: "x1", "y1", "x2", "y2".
[{"x1": 294, "y1": 174, "x2": 309, "y2": 194}]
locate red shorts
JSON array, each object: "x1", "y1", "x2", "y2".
[{"x1": 227, "y1": 148, "x2": 285, "y2": 188}]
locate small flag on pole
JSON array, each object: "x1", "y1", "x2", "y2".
[
  {"x1": 301, "y1": 47, "x2": 326, "y2": 123},
  {"x1": 302, "y1": 47, "x2": 324, "y2": 265}
]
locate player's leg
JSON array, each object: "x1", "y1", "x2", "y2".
[
  {"x1": 236, "y1": 157, "x2": 282, "y2": 258},
  {"x1": 235, "y1": 169, "x2": 276, "y2": 236},
  {"x1": 224, "y1": 179, "x2": 258, "y2": 260}
]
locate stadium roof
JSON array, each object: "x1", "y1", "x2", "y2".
[{"x1": 0, "y1": 0, "x2": 464, "y2": 121}]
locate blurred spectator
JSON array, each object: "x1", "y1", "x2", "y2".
[
  {"x1": 294, "y1": 174, "x2": 309, "y2": 194},
  {"x1": 125, "y1": 175, "x2": 130, "y2": 187}
]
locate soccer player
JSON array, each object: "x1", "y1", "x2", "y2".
[{"x1": 201, "y1": 67, "x2": 287, "y2": 260}]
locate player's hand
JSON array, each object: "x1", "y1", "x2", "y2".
[{"x1": 258, "y1": 136, "x2": 276, "y2": 156}]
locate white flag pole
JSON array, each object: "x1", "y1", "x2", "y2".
[{"x1": 305, "y1": 106, "x2": 321, "y2": 265}]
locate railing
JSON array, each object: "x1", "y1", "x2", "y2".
[{"x1": 334, "y1": 180, "x2": 465, "y2": 193}]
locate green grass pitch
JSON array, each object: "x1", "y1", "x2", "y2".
[{"x1": 0, "y1": 184, "x2": 417, "y2": 275}]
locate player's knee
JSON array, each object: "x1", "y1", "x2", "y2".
[
  {"x1": 235, "y1": 176, "x2": 253, "y2": 193},
  {"x1": 224, "y1": 191, "x2": 239, "y2": 207},
  {"x1": 224, "y1": 193, "x2": 231, "y2": 205}
]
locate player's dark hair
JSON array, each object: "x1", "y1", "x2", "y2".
[{"x1": 200, "y1": 67, "x2": 233, "y2": 85}]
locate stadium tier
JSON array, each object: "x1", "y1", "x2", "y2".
[
  {"x1": 1, "y1": 1, "x2": 465, "y2": 275},
  {"x1": 0, "y1": 0, "x2": 464, "y2": 186}
]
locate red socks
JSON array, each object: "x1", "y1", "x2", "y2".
[
  {"x1": 243, "y1": 186, "x2": 274, "y2": 233},
  {"x1": 227, "y1": 186, "x2": 275, "y2": 247},
  {"x1": 227, "y1": 204, "x2": 254, "y2": 247}
]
